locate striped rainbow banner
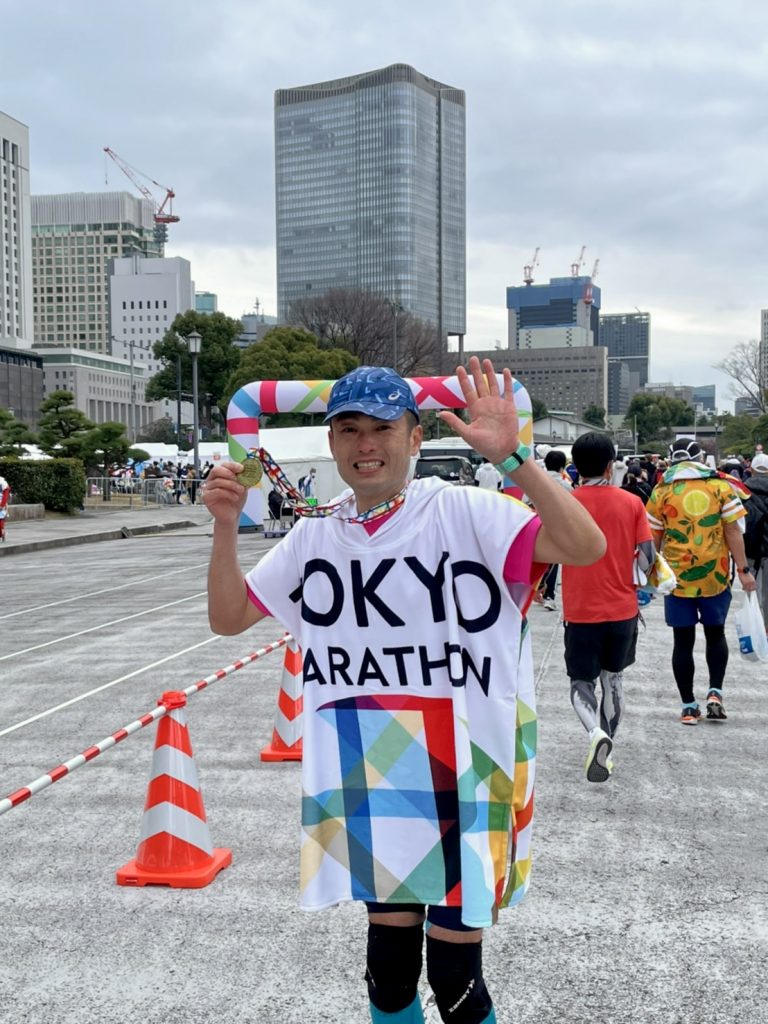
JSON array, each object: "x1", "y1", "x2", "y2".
[{"x1": 226, "y1": 374, "x2": 533, "y2": 528}]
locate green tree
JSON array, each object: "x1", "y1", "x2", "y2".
[
  {"x1": 146, "y1": 310, "x2": 243, "y2": 427},
  {"x1": 224, "y1": 327, "x2": 358, "y2": 425},
  {"x1": 582, "y1": 404, "x2": 606, "y2": 427},
  {"x1": 718, "y1": 412, "x2": 768, "y2": 456},
  {"x1": 531, "y1": 397, "x2": 548, "y2": 420},
  {"x1": 0, "y1": 407, "x2": 37, "y2": 457},
  {"x1": 137, "y1": 415, "x2": 178, "y2": 445},
  {"x1": 37, "y1": 391, "x2": 94, "y2": 456},
  {"x1": 77, "y1": 422, "x2": 140, "y2": 476},
  {"x1": 624, "y1": 394, "x2": 695, "y2": 446}
]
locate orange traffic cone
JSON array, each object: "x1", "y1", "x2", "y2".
[
  {"x1": 260, "y1": 639, "x2": 303, "y2": 762},
  {"x1": 116, "y1": 691, "x2": 232, "y2": 888}
]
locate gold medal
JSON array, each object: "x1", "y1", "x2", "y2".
[{"x1": 239, "y1": 452, "x2": 263, "y2": 488}]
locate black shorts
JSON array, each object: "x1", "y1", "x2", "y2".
[{"x1": 564, "y1": 617, "x2": 639, "y2": 680}]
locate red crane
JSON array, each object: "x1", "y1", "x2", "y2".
[
  {"x1": 103, "y1": 147, "x2": 180, "y2": 227},
  {"x1": 523, "y1": 246, "x2": 540, "y2": 286},
  {"x1": 583, "y1": 258, "x2": 600, "y2": 305},
  {"x1": 570, "y1": 245, "x2": 586, "y2": 277}
]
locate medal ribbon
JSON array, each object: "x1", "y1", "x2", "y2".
[{"x1": 253, "y1": 448, "x2": 408, "y2": 525}]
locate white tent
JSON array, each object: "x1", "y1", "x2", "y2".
[
  {"x1": 133, "y1": 443, "x2": 180, "y2": 463},
  {"x1": 182, "y1": 428, "x2": 345, "y2": 511}
]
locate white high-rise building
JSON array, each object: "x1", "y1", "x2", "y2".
[
  {"x1": 31, "y1": 191, "x2": 161, "y2": 353},
  {"x1": 0, "y1": 111, "x2": 33, "y2": 349},
  {"x1": 109, "y1": 255, "x2": 195, "y2": 429},
  {"x1": 108, "y1": 255, "x2": 194, "y2": 373}
]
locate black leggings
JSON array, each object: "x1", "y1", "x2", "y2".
[{"x1": 671, "y1": 624, "x2": 728, "y2": 704}]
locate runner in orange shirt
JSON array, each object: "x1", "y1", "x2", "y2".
[{"x1": 561, "y1": 433, "x2": 654, "y2": 781}]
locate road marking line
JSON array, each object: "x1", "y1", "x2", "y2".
[
  {"x1": 0, "y1": 562, "x2": 210, "y2": 621},
  {"x1": 0, "y1": 636, "x2": 222, "y2": 737},
  {"x1": 0, "y1": 593, "x2": 207, "y2": 662}
]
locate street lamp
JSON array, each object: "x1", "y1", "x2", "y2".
[
  {"x1": 111, "y1": 334, "x2": 136, "y2": 443},
  {"x1": 185, "y1": 330, "x2": 202, "y2": 476},
  {"x1": 385, "y1": 299, "x2": 404, "y2": 371}
]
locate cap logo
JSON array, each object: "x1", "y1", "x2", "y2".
[{"x1": 388, "y1": 391, "x2": 400, "y2": 401}]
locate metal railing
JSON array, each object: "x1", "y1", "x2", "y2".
[{"x1": 83, "y1": 476, "x2": 203, "y2": 510}]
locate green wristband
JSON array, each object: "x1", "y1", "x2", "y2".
[{"x1": 496, "y1": 443, "x2": 533, "y2": 475}]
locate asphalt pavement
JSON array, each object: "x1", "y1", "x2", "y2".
[{"x1": 0, "y1": 512, "x2": 766, "y2": 1023}]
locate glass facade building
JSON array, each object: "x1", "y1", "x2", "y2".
[
  {"x1": 275, "y1": 64, "x2": 466, "y2": 339},
  {"x1": 599, "y1": 311, "x2": 650, "y2": 415},
  {"x1": 507, "y1": 276, "x2": 601, "y2": 350}
]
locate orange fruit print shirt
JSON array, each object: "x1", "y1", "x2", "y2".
[{"x1": 646, "y1": 477, "x2": 746, "y2": 598}]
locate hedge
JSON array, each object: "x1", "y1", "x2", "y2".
[{"x1": 0, "y1": 458, "x2": 86, "y2": 515}]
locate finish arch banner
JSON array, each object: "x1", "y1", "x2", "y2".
[{"x1": 226, "y1": 374, "x2": 533, "y2": 529}]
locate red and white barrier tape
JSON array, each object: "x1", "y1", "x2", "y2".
[{"x1": 0, "y1": 635, "x2": 291, "y2": 818}]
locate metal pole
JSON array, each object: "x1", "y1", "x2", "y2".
[
  {"x1": 129, "y1": 340, "x2": 136, "y2": 443},
  {"x1": 192, "y1": 350, "x2": 200, "y2": 475},
  {"x1": 176, "y1": 354, "x2": 182, "y2": 440}
]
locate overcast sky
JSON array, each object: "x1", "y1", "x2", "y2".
[{"x1": 3, "y1": 0, "x2": 767, "y2": 409}]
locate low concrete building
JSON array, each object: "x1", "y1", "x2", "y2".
[{"x1": 34, "y1": 345, "x2": 151, "y2": 435}]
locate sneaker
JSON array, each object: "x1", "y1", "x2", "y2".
[
  {"x1": 542, "y1": 597, "x2": 556, "y2": 611},
  {"x1": 706, "y1": 691, "x2": 727, "y2": 720},
  {"x1": 585, "y1": 729, "x2": 613, "y2": 782},
  {"x1": 680, "y1": 704, "x2": 702, "y2": 725}
]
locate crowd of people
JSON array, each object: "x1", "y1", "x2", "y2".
[{"x1": 103, "y1": 460, "x2": 215, "y2": 504}]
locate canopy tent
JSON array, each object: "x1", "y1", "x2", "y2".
[{"x1": 179, "y1": 428, "x2": 345, "y2": 507}]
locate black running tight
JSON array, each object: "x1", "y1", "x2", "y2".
[{"x1": 671, "y1": 624, "x2": 728, "y2": 704}]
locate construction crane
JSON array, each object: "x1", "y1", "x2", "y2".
[
  {"x1": 570, "y1": 245, "x2": 586, "y2": 277},
  {"x1": 583, "y1": 258, "x2": 600, "y2": 305},
  {"x1": 103, "y1": 147, "x2": 179, "y2": 244},
  {"x1": 523, "y1": 246, "x2": 540, "y2": 286}
]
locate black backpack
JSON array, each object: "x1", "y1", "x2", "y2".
[{"x1": 743, "y1": 497, "x2": 766, "y2": 564}]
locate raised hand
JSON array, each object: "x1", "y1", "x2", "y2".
[{"x1": 438, "y1": 357, "x2": 520, "y2": 465}]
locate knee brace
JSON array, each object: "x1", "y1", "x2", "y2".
[
  {"x1": 366, "y1": 922, "x2": 424, "y2": 1014},
  {"x1": 426, "y1": 936, "x2": 494, "y2": 1023}
]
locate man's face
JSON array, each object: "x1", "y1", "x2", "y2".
[{"x1": 328, "y1": 413, "x2": 422, "y2": 512}]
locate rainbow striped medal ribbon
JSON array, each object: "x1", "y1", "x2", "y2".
[{"x1": 254, "y1": 448, "x2": 408, "y2": 524}]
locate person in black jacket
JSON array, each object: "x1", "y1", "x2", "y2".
[
  {"x1": 622, "y1": 463, "x2": 652, "y2": 504},
  {"x1": 744, "y1": 453, "x2": 768, "y2": 629}
]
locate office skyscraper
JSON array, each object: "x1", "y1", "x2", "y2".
[
  {"x1": 600, "y1": 311, "x2": 650, "y2": 414},
  {"x1": 31, "y1": 191, "x2": 161, "y2": 353},
  {"x1": 0, "y1": 111, "x2": 33, "y2": 349},
  {"x1": 507, "y1": 276, "x2": 601, "y2": 350},
  {"x1": 274, "y1": 63, "x2": 466, "y2": 344}
]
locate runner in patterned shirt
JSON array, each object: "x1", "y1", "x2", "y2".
[{"x1": 646, "y1": 437, "x2": 756, "y2": 725}]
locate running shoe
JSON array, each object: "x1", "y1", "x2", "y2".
[
  {"x1": 706, "y1": 692, "x2": 727, "y2": 720},
  {"x1": 585, "y1": 729, "x2": 613, "y2": 783},
  {"x1": 680, "y1": 704, "x2": 702, "y2": 725},
  {"x1": 542, "y1": 598, "x2": 556, "y2": 611}
]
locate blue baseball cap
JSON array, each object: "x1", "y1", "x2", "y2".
[{"x1": 324, "y1": 366, "x2": 420, "y2": 423}]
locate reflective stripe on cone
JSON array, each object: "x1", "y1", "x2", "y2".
[{"x1": 260, "y1": 640, "x2": 303, "y2": 762}]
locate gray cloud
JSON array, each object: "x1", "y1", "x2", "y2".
[{"x1": 3, "y1": 0, "x2": 767, "y2": 405}]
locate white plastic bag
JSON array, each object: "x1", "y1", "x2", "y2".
[{"x1": 734, "y1": 592, "x2": 768, "y2": 662}]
